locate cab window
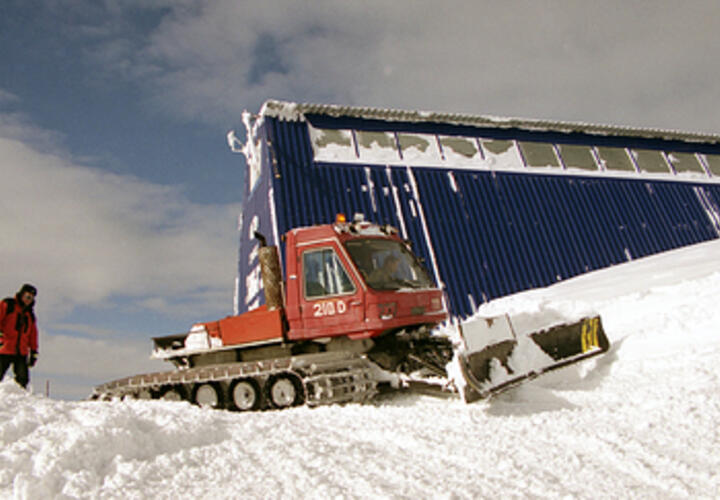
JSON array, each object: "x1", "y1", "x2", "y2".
[
  {"x1": 345, "y1": 238, "x2": 434, "y2": 291},
  {"x1": 303, "y1": 248, "x2": 356, "y2": 299}
]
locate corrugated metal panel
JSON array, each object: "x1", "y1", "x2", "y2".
[
  {"x1": 408, "y1": 169, "x2": 719, "y2": 318},
  {"x1": 236, "y1": 122, "x2": 276, "y2": 313},
  {"x1": 236, "y1": 116, "x2": 720, "y2": 318},
  {"x1": 268, "y1": 119, "x2": 404, "y2": 230}
]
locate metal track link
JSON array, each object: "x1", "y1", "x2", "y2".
[
  {"x1": 93, "y1": 351, "x2": 380, "y2": 408},
  {"x1": 94, "y1": 356, "x2": 294, "y2": 398},
  {"x1": 300, "y1": 357, "x2": 378, "y2": 406}
]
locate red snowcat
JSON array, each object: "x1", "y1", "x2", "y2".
[{"x1": 94, "y1": 216, "x2": 609, "y2": 410}]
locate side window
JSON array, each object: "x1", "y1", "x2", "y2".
[
  {"x1": 518, "y1": 141, "x2": 560, "y2": 168},
  {"x1": 303, "y1": 248, "x2": 356, "y2": 299},
  {"x1": 596, "y1": 146, "x2": 635, "y2": 172}
]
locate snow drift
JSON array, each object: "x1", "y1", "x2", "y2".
[{"x1": 2, "y1": 240, "x2": 720, "y2": 499}]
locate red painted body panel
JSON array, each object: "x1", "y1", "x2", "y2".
[
  {"x1": 203, "y1": 305, "x2": 284, "y2": 346},
  {"x1": 358, "y1": 289, "x2": 446, "y2": 339}
]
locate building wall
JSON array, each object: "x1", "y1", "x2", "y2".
[{"x1": 236, "y1": 115, "x2": 720, "y2": 319}]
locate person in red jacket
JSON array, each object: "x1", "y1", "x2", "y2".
[{"x1": 0, "y1": 284, "x2": 39, "y2": 388}]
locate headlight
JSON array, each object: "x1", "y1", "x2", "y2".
[{"x1": 430, "y1": 297, "x2": 443, "y2": 312}]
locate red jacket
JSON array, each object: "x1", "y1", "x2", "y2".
[{"x1": 0, "y1": 296, "x2": 38, "y2": 356}]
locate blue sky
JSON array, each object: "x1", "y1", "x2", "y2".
[
  {"x1": 3, "y1": 0, "x2": 720, "y2": 399},
  {"x1": 1, "y1": 2, "x2": 240, "y2": 202}
]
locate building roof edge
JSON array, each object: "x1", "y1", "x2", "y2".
[{"x1": 256, "y1": 99, "x2": 720, "y2": 145}]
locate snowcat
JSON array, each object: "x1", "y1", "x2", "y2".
[{"x1": 93, "y1": 216, "x2": 609, "y2": 410}]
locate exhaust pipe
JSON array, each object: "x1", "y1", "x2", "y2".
[{"x1": 255, "y1": 232, "x2": 284, "y2": 311}]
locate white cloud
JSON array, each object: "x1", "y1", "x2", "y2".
[
  {"x1": 36, "y1": 333, "x2": 160, "y2": 384},
  {"x1": 0, "y1": 89, "x2": 19, "y2": 105},
  {"x1": 0, "y1": 126, "x2": 240, "y2": 321},
  {"x1": 82, "y1": 1, "x2": 720, "y2": 134},
  {"x1": 0, "y1": 108, "x2": 65, "y2": 153},
  {"x1": 30, "y1": 331, "x2": 164, "y2": 400}
]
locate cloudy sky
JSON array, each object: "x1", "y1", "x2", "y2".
[{"x1": 3, "y1": 0, "x2": 720, "y2": 399}]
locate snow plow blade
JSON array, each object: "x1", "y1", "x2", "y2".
[{"x1": 455, "y1": 315, "x2": 609, "y2": 402}]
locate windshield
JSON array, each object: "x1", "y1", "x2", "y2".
[{"x1": 344, "y1": 238, "x2": 434, "y2": 291}]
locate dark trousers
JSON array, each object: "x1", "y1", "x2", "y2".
[{"x1": 0, "y1": 354, "x2": 29, "y2": 388}]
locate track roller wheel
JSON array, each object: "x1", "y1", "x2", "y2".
[
  {"x1": 266, "y1": 373, "x2": 304, "y2": 409},
  {"x1": 159, "y1": 385, "x2": 187, "y2": 402},
  {"x1": 193, "y1": 382, "x2": 224, "y2": 409},
  {"x1": 229, "y1": 378, "x2": 261, "y2": 411}
]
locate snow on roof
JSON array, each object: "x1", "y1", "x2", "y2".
[{"x1": 258, "y1": 99, "x2": 720, "y2": 145}]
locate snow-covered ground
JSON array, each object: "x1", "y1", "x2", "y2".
[{"x1": 2, "y1": 240, "x2": 720, "y2": 499}]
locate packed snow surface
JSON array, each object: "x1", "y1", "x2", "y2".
[{"x1": 2, "y1": 240, "x2": 720, "y2": 499}]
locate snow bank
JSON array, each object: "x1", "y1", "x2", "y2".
[
  {"x1": 0, "y1": 384, "x2": 231, "y2": 499},
  {"x1": 2, "y1": 241, "x2": 720, "y2": 498}
]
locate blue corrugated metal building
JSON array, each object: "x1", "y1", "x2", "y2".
[{"x1": 234, "y1": 100, "x2": 720, "y2": 319}]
